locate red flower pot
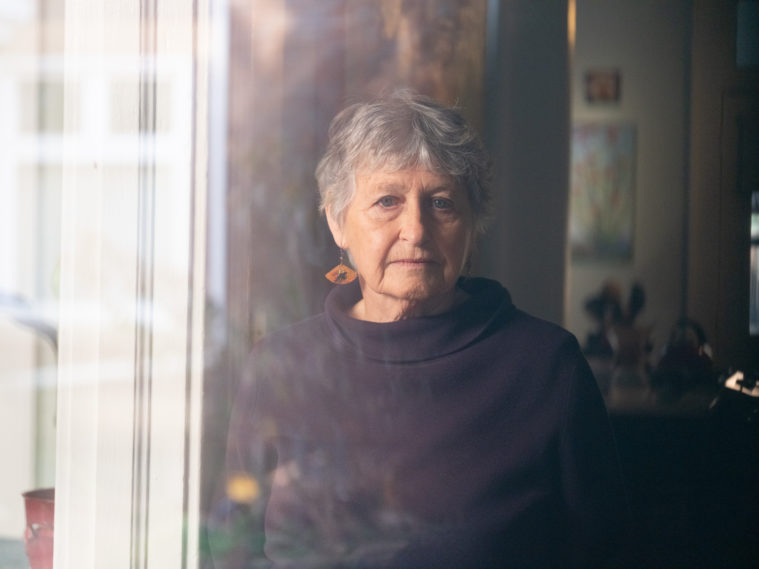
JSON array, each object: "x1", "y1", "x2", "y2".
[{"x1": 22, "y1": 488, "x2": 55, "y2": 569}]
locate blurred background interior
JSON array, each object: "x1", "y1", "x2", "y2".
[{"x1": 0, "y1": 0, "x2": 757, "y2": 567}]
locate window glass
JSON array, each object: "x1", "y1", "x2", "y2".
[
  {"x1": 0, "y1": 1, "x2": 63, "y2": 566},
  {"x1": 202, "y1": 2, "x2": 487, "y2": 566}
]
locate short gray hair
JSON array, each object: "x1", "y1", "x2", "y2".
[{"x1": 315, "y1": 89, "x2": 493, "y2": 234}]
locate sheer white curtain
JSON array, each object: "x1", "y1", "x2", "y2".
[{"x1": 55, "y1": 0, "x2": 211, "y2": 567}]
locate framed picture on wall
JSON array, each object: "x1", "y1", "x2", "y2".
[
  {"x1": 569, "y1": 123, "x2": 636, "y2": 261},
  {"x1": 584, "y1": 69, "x2": 621, "y2": 104}
]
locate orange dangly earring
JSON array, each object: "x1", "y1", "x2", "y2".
[{"x1": 325, "y1": 249, "x2": 357, "y2": 284}]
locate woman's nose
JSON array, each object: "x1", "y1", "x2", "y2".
[{"x1": 399, "y1": 202, "x2": 428, "y2": 244}]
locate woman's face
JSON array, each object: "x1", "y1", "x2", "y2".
[{"x1": 327, "y1": 167, "x2": 475, "y2": 321}]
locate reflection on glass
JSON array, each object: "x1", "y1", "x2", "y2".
[
  {"x1": 205, "y1": 1, "x2": 488, "y2": 566},
  {"x1": 0, "y1": 1, "x2": 62, "y2": 566}
]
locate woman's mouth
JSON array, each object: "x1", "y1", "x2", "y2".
[{"x1": 392, "y1": 258, "x2": 435, "y2": 266}]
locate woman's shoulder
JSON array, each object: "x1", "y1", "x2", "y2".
[
  {"x1": 464, "y1": 277, "x2": 581, "y2": 349},
  {"x1": 259, "y1": 312, "x2": 328, "y2": 346},
  {"x1": 245, "y1": 312, "x2": 331, "y2": 372},
  {"x1": 238, "y1": 312, "x2": 334, "y2": 402},
  {"x1": 510, "y1": 307, "x2": 579, "y2": 346}
]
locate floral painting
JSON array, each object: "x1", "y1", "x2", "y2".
[{"x1": 569, "y1": 124, "x2": 636, "y2": 261}]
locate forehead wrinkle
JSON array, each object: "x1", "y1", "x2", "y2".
[
  {"x1": 373, "y1": 181, "x2": 405, "y2": 193},
  {"x1": 367, "y1": 171, "x2": 456, "y2": 189}
]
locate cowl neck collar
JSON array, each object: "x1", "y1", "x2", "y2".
[{"x1": 324, "y1": 277, "x2": 514, "y2": 363}]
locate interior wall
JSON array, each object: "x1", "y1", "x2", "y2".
[
  {"x1": 565, "y1": 0, "x2": 690, "y2": 358},
  {"x1": 480, "y1": 0, "x2": 570, "y2": 325}
]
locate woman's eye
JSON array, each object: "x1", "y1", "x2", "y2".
[
  {"x1": 377, "y1": 196, "x2": 398, "y2": 207},
  {"x1": 432, "y1": 197, "x2": 453, "y2": 210}
]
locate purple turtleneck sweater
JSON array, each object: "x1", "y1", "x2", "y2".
[{"x1": 219, "y1": 278, "x2": 626, "y2": 568}]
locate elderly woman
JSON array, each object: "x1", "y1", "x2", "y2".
[{"x1": 215, "y1": 90, "x2": 626, "y2": 569}]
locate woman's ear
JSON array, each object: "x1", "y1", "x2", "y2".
[{"x1": 325, "y1": 207, "x2": 346, "y2": 249}]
